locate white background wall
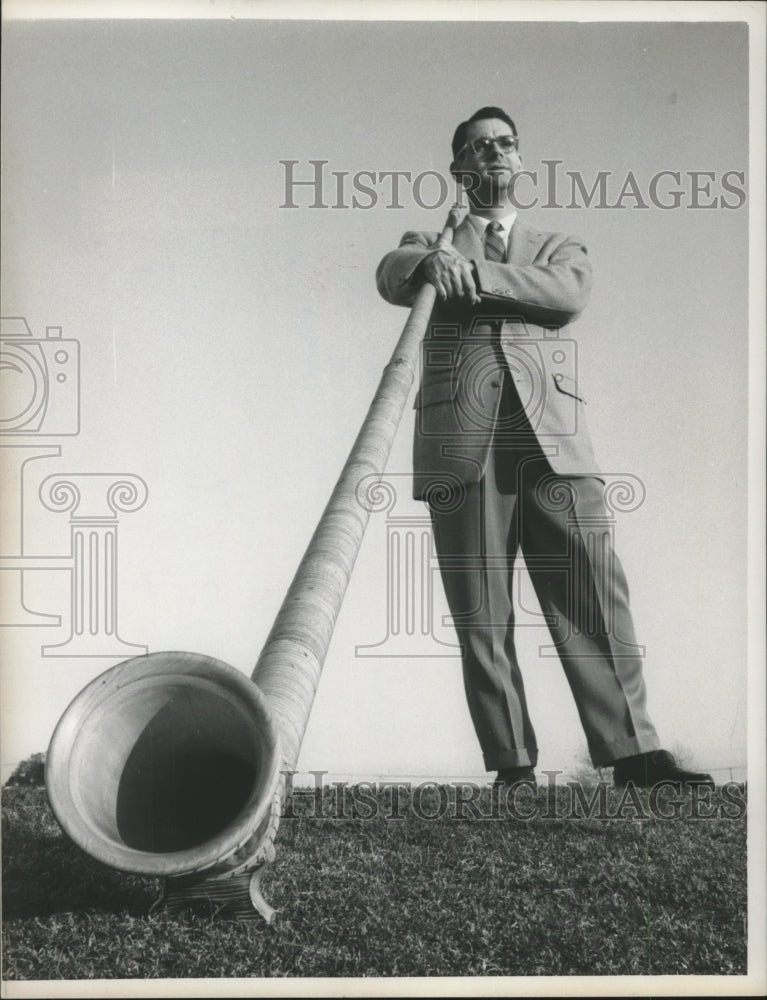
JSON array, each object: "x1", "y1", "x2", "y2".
[{"x1": 1, "y1": 6, "x2": 758, "y2": 785}]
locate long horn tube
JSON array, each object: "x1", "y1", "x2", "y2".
[
  {"x1": 253, "y1": 203, "x2": 462, "y2": 766},
  {"x1": 45, "y1": 205, "x2": 463, "y2": 921}
]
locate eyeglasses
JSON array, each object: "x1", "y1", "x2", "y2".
[{"x1": 456, "y1": 134, "x2": 519, "y2": 158}]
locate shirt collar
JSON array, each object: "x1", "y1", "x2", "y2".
[{"x1": 468, "y1": 210, "x2": 518, "y2": 242}]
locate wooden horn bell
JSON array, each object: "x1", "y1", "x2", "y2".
[{"x1": 45, "y1": 207, "x2": 463, "y2": 921}]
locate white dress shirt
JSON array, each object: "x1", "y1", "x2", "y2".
[{"x1": 467, "y1": 209, "x2": 518, "y2": 249}]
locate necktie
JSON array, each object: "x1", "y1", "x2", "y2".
[{"x1": 483, "y1": 221, "x2": 507, "y2": 262}]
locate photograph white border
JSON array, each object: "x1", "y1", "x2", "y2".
[{"x1": 1, "y1": 1, "x2": 764, "y2": 997}]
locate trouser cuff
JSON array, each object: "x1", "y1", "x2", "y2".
[
  {"x1": 589, "y1": 734, "x2": 661, "y2": 768},
  {"x1": 484, "y1": 747, "x2": 538, "y2": 770}
]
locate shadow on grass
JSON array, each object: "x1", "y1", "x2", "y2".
[{"x1": 2, "y1": 788, "x2": 159, "y2": 919}]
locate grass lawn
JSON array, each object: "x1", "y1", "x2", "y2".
[{"x1": 1, "y1": 763, "x2": 747, "y2": 981}]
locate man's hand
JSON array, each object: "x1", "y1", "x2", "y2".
[{"x1": 418, "y1": 246, "x2": 481, "y2": 305}]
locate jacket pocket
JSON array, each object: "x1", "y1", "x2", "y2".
[
  {"x1": 552, "y1": 372, "x2": 586, "y2": 404},
  {"x1": 414, "y1": 377, "x2": 456, "y2": 409}
]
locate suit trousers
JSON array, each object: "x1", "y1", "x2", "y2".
[{"x1": 427, "y1": 375, "x2": 661, "y2": 770}]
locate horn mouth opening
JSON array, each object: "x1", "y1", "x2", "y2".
[{"x1": 46, "y1": 652, "x2": 281, "y2": 878}]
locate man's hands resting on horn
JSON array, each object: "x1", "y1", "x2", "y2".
[{"x1": 418, "y1": 244, "x2": 482, "y2": 305}]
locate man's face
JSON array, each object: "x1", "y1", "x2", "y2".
[{"x1": 451, "y1": 117, "x2": 522, "y2": 208}]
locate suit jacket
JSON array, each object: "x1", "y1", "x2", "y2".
[{"x1": 376, "y1": 215, "x2": 601, "y2": 500}]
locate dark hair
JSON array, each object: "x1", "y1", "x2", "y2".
[{"x1": 451, "y1": 106, "x2": 518, "y2": 160}]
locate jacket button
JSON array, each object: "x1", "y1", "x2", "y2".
[
  {"x1": 554, "y1": 373, "x2": 563, "y2": 381},
  {"x1": 491, "y1": 380, "x2": 501, "y2": 388}
]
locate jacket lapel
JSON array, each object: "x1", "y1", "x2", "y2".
[
  {"x1": 452, "y1": 216, "x2": 484, "y2": 259},
  {"x1": 507, "y1": 219, "x2": 546, "y2": 265},
  {"x1": 453, "y1": 214, "x2": 546, "y2": 265}
]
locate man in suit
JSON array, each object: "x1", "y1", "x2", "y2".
[{"x1": 376, "y1": 107, "x2": 714, "y2": 790}]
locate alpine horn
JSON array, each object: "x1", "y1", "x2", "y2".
[{"x1": 45, "y1": 204, "x2": 463, "y2": 921}]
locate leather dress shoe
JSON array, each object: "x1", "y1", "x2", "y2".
[
  {"x1": 613, "y1": 749, "x2": 715, "y2": 789},
  {"x1": 493, "y1": 765, "x2": 537, "y2": 790}
]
